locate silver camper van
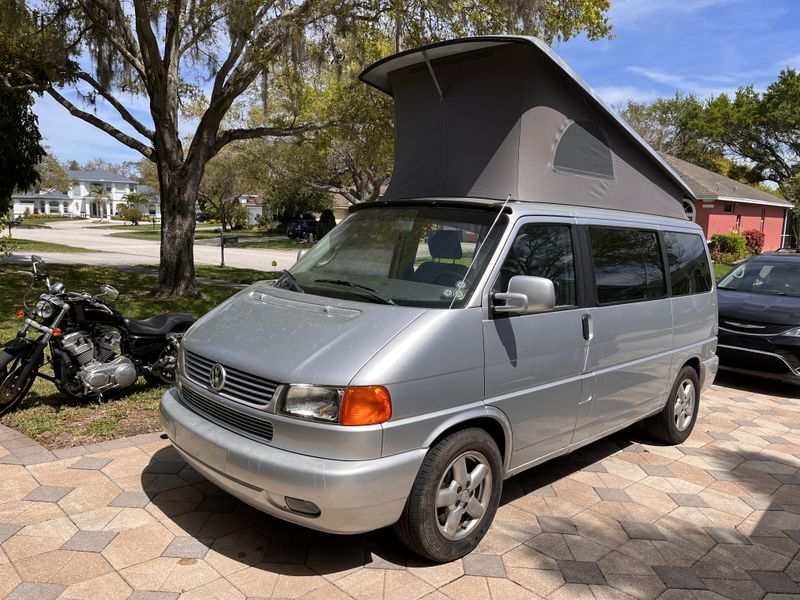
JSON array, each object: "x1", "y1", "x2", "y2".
[{"x1": 160, "y1": 36, "x2": 719, "y2": 562}]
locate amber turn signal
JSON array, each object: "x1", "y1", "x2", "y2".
[
  {"x1": 51, "y1": 328, "x2": 62, "y2": 337},
  {"x1": 15, "y1": 309, "x2": 25, "y2": 320},
  {"x1": 340, "y1": 386, "x2": 392, "y2": 426}
]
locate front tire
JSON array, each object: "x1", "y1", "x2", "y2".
[
  {"x1": 0, "y1": 351, "x2": 36, "y2": 417},
  {"x1": 394, "y1": 428, "x2": 502, "y2": 562},
  {"x1": 645, "y1": 365, "x2": 700, "y2": 444}
]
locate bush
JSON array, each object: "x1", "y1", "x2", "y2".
[
  {"x1": 120, "y1": 205, "x2": 144, "y2": 225},
  {"x1": 316, "y1": 209, "x2": 337, "y2": 239},
  {"x1": 710, "y1": 232, "x2": 748, "y2": 263},
  {"x1": 742, "y1": 229, "x2": 765, "y2": 254}
]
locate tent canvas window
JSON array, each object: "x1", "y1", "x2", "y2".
[{"x1": 553, "y1": 121, "x2": 614, "y2": 180}]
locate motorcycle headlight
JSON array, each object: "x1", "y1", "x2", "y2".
[
  {"x1": 279, "y1": 384, "x2": 392, "y2": 425},
  {"x1": 34, "y1": 299, "x2": 54, "y2": 319}
]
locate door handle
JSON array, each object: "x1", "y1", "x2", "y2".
[{"x1": 581, "y1": 314, "x2": 593, "y2": 341}]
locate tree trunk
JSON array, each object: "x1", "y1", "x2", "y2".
[{"x1": 153, "y1": 165, "x2": 201, "y2": 297}]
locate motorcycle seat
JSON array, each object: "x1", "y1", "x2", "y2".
[{"x1": 124, "y1": 313, "x2": 195, "y2": 336}]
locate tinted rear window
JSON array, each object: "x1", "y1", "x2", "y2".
[
  {"x1": 589, "y1": 227, "x2": 666, "y2": 304},
  {"x1": 664, "y1": 232, "x2": 712, "y2": 295}
]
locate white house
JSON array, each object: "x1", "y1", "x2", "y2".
[{"x1": 11, "y1": 169, "x2": 160, "y2": 219}]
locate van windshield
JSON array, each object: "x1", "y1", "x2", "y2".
[{"x1": 287, "y1": 205, "x2": 507, "y2": 308}]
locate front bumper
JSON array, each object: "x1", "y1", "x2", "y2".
[
  {"x1": 717, "y1": 329, "x2": 800, "y2": 383},
  {"x1": 160, "y1": 387, "x2": 426, "y2": 534}
]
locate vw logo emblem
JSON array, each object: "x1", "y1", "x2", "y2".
[{"x1": 209, "y1": 364, "x2": 226, "y2": 392}]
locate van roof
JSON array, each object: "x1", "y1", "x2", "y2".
[{"x1": 359, "y1": 36, "x2": 694, "y2": 221}]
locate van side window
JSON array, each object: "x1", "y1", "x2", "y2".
[
  {"x1": 494, "y1": 224, "x2": 576, "y2": 307},
  {"x1": 589, "y1": 227, "x2": 666, "y2": 304},
  {"x1": 664, "y1": 232, "x2": 713, "y2": 295}
]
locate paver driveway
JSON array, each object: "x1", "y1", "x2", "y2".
[{"x1": 0, "y1": 375, "x2": 799, "y2": 600}]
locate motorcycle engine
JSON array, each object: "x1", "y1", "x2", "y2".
[{"x1": 61, "y1": 329, "x2": 137, "y2": 394}]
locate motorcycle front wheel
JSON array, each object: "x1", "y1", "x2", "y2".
[{"x1": 0, "y1": 351, "x2": 36, "y2": 417}]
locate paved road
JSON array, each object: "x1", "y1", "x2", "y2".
[
  {"x1": 1, "y1": 375, "x2": 800, "y2": 599},
  {"x1": 7, "y1": 220, "x2": 297, "y2": 271}
]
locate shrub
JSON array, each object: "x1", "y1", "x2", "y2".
[
  {"x1": 710, "y1": 232, "x2": 748, "y2": 263},
  {"x1": 120, "y1": 205, "x2": 144, "y2": 225},
  {"x1": 742, "y1": 229, "x2": 765, "y2": 254},
  {"x1": 316, "y1": 209, "x2": 337, "y2": 239}
]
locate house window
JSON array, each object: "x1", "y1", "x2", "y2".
[
  {"x1": 723, "y1": 203, "x2": 734, "y2": 213},
  {"x1": 682, "y1": 200, "x2": 696, "y2": 222},
  {"x1": 735, "y1": 214, "x2": 741, "y2": 229},
  {"x1": 553, "y1": 121, "x2": 614, "y2": 180},
  {"x1": 105, "y1": 184, "x2": 112, "y2": 192},
  {"x1": 129, "y1": 184, "x2": 136, "y2": 192}
]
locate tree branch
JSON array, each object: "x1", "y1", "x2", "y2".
[
  {"x1": 46, "y1": 86, "x2": 154, "y2": 159},
  {"x1": 75, "y1": 72, "x2": 154, "y2": 140},
  {"x1": 212, "y1": 122, "x2": 340, "y2": 155},
  {"x1": 78, "y1": 0, "x2": 147, "y2": 79}
]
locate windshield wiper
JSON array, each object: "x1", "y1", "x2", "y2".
[
  {"x1": 315, "y1": 279, "x2": 396, "y2": 305},
  {"x1": 276, "y1": 269, "x2": 304, "y2": 293}
]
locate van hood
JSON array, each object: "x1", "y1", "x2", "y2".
[
  {"x1": 718, "y1": 288, "x2": 800, "y2": 327},
  {"x1": 182, "y1": 283, "x2": 427, "y2": 385}
]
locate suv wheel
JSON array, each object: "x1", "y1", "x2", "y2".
[
  {"x1": 394, "y1": 428, "x2": 502, "y2": 562},
  {"x1": 645, "y1": 365, "x2": 700, "y2": 444}
]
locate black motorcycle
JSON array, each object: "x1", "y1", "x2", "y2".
[{"x1": 0, "y1": 256, "x2": 195, "y2": 416}]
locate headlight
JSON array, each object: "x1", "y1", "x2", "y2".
[
  {"x1": 280, "y1": 384, "x2": 392, "y2": 425},
  {"x1": 34, "y1": 299, "x2": 54, "y2": 319},
  {"x1": 780, "y1": 327, "x2": 800, "y2": 337}
]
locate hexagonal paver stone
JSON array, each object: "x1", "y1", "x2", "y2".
[
  {"x1": 708, "y1": 431, "x2": 736, "y2": 441},
  {"x1": 0, "y1": 523, "x2": 21, "y2": 544},
  {"x1": 748, "y1": 570, "x2": 800, "y2": 593},
  {"x1": 537, "y1": 516, "x2": 577, "y2": 534},
  {"x1": 68, "y1": 456, "x2": 112, "y2": 470},
  {"x1": 463, "y1": 553, "x2": 507, "y2": 578},
  {"x1": 60, "y1": 530, "x2": 118, "y2": 552},
  {"x1": 108, "y1": 490, "x2": 150, "y2": 508},
  {"x1": 128, "y1": 592, "x2": 180, "y2": 600},
  {"x1": 706, "y1": 470, "x2": 739, "y2": 481},
  {"x1": 641, "y1": 464, "x2": 673, "y2": 478},
  {"x1": 652, "y1": 566, "x2": 707, "y2": 590},
  {"x1": 704, "y1": 527, "x2": 752, "y2": 545},
  {"x1": 620, "y1": 521, "x2": 667, "y2": 541},
  {"x1": 21, "y1": 486, "x2": 73, "y2": 503},
  {"x1": 595, "y1": 487, "x2": 633, "y2": 502},
  {"x1": 196, "y1": 494, "x2": 238, "y2": 513},
  {"x1": 667, "y1": 493, "x2": 708, "y2": 508},
  {"x1": 6, "y1": 582, "x2": 66, "y2": 600},
  {"x1": 772, "y1": 473, "x2": 800, "y2": 484},
  {"x1": 557, "y1": 560, "x2": 607, "y2": 585},
  {"x1": 144, "y1": 459, "x2": 187, "y2": 474},
  {"x1": 264, "y1": 541, "x2": 310, "y2": 565},
  {"x1": 162, "y1": 536, "x2": 211, "y2": 559},
  {"x1": 678, "y1": 447, "x2": 705, "y2": 456},
  {"x1": 743, "y1": 497, "x2": 778, "y2": 511}
]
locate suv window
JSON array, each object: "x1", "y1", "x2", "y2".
[
  {"x1": 589, "y1": 227, "x2": 666, "y2": 304},
  {"x1": 494, "y1": 223, "x2": 577, "y2": 307},
  {"x1": 663, "y1": 232, "x2": 712, "y2": 295}
]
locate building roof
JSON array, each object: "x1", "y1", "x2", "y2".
[
  {"x1": 360, "y1": 36, "x2": 695, "y2": 214},
  {"x1": 66, "y1": 169, "x2": 135, "y2": 184},
  {"x1": 661, "y1": 154, "x2": 791, "y2": 208},
  {"x1": 12, "y1": 190, "x2": 71, "y2": 200}
]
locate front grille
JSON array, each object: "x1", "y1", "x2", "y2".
[
  {"x1": 185, "y1": 351, "x2": 278, "y2": 407},
  {"x1": 180, "y1": 386, "x2": 274, "y2": 441},
  {"x1": 719, "y1": 319, "x2": 793, "y2": 335}
]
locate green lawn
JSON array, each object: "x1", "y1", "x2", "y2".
[
  {"x1": 8, "y1": 239, "x2": 91, "y2": 253},
  {"x1": 0, "y1": 263, "x2": 271, "y2": 448},
  {"x1": 235, "y1": 239, "x2": 311, "y2": 250},
  {"x1": 108, "y1": 226, "x2": 267, "y2": 241},
  {"x1": 713, "y1": 263, "x2": 734, "y2": 280}
]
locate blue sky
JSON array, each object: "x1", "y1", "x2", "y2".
[{"x1": 33, "y1": 0, "x2": 800, "y2": 165}]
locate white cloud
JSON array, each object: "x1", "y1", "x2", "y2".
[
  {"x1": 626, "y1": 66, "x2": 741, "y2": 98},
  {"x1": 610, "y1": 0, "x2": 745, "y2": 25},
  {"x1": 594, "y1": 85, "x2": 660, "y2": 105}
]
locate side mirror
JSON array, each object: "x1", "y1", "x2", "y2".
[
  {"x1": 296, "y1": 249, "x2": 309, "y2": 263},
  {"x1": 100, "y1": 284, "x2": 119, "y2": 300},
  {"x1": 31, "y1": 255, "x2": 44, "y2": 265},
  {"x1": 493, "y1": 276, "x2": 556, "y2": 314}
]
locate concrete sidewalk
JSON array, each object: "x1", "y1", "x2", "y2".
[
  {"x1": 2, "y1": 375, "x2": 800, "y2": 599},
  {"x1": 7, "y1": 220, "x2": 297, "y2": 271}
]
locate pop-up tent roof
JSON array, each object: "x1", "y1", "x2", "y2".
[{"x1": 360, "y1": 36, "x2": 694, "y2": 220}]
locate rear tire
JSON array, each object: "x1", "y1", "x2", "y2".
[
  {"x1": 394, "y1": 428, "x2": 502, "y2": 562},
  {"x1": 645, "y1": 365, "x2": 700, "y2": 444},
  {"x1": 0, "y1": 351, "x2": 36, "y2": 417}
]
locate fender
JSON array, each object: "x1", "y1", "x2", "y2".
[
  {"x1": 3, "y1": 337, "x2": 37, "y2": 357},
  {"x1": 418, "y1": 404, "x2": 515, "y2": 475}
]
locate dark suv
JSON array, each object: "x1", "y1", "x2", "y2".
[
  {"x1": 286, "y1": 219, "x2": 317, "y2": 240},
  {"x1": 717, "y1": 253, "x2": 800, "y2": 384}
]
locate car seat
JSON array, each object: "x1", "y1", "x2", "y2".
[{"x1": 411, "y1": 230, "x2": 468, "y2": 286}]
